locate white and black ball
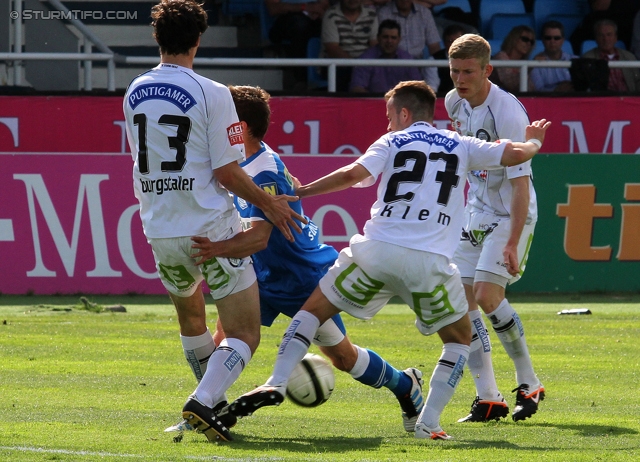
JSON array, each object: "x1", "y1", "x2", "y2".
[{"x1": 286, "y1": 353, "x2": 335, "y2": 407}]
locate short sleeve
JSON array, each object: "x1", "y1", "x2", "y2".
[
  {"x1": 321, "y1": 10, "x2": 340, "y2": 44},
  {"x1": 207, "y1": 84, "x2": 244, "y2": 170},
  {"x1": 465, "y1": 137, "x2": 506, "y2": 172},
  {"x1": 353, "y1": 136, "x2": 389, "y2": 188}
]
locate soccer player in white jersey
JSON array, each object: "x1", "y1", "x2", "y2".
[
  {"x1": 446, "y1": 34, "x2": 544, "y2": 423},
  {"x1": 226, "y1": 80, "x2": 551, "y2": 440},
  {"x1": 185, "y1": 85, "x2": 426, "y2": 434},
  {"x1": 123, "y1": 0, "x2": 304, "y2": 442}
]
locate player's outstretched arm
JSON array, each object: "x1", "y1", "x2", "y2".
[
  {"x1": 190, "y1": 221, "x2": 273, "y2": 265},
  {"x1": 500, "y1": 119, "x2": 551, "y2": 166},
  {"x1": 296, "y1": 163, "x2": 372, "y2": 198},
  {"x1": 214, "y1": 161, "x2": 306, "y2": 242}
]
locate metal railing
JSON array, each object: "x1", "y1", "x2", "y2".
[
  {"x1": 4, "y1": 0, "x2": 117, "y2": 90},
  {"x1": 125, "y1": 56, "x2": 640, "y2": 93},
  {"x1": 3, "y1": 50, "x2": 640, "y2": 92}
]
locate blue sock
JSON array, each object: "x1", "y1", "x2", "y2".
[{"x1": 350, "y1": 347, "x2": 411, "y2": 398}]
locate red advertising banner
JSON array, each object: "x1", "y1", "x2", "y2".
[
  {"x1": 0, "y1": 95, "x2": 639, "y2": 295},
  {"x1": 1, "y1": 95, "x2": 640, "y2": 154}
]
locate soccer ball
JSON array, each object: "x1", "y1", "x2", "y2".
[{"x1": 286, "y1": 353, "x2": 335, "y2": 407}]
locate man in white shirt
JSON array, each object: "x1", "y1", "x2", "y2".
[
  {"x1": 446, "y1": 33, "x2": 545, "y2": 423},
  {"x1": 123, "y1": 0, "x2": 304, "y2": 442},
  {"x1": 377, "y1": 0, "x2": 442, "y2": 88},
  {"x1": 224, "y1": 80, "x2": 550, "y2": 440}
]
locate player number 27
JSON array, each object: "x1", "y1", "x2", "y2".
[
  {"x1": 383, "y1": 150, "x2": 459, "y2": 205},
  {"x1": 133, "y1": 113, "x2": 191, "y2": 174}
]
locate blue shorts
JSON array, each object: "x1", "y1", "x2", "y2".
[{"x1": 259, "y1": 291, "x2": 346, "y2": 336}]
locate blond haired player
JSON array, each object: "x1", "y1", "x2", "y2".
[{"x1": 446, "y1": 33, "x2": 544, "y2": 423}]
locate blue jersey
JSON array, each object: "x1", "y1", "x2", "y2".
[{"x1": 234, "y1": 143, "x2": 339, "y2": 326}]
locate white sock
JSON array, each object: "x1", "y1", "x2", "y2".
[
  {"x1": 181, "y1": 327, "x2": 216, "y2": 382},
  {"x1": 467, "y1": 310, "x2": 501, "y2": 400},
  {"x1": 348, "y1": 345, "x2": 370, "y2": 379},
  {"x1": 418, "y1": 343, "x2": 469, "y2": 429},
  {"x1": 266, "y1": 310, "x2": 320, "y2": 387},
  {"x1": 488, "y1": 299, "x2": 539, "y2": 387},
  {"x1": 192, "y1": 337, "x2": 251, "y2": 408}
]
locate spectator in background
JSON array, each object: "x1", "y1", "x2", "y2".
[
  {"x1": 266, "y1": 0, "x2": 329, "y2": 59},
  {"x1": 413, "y1": 0, "x2": 446, "y2": 8},
  {"x1": 377, "y1": 0, "x2": 442, "y2": 88},
  {"x1": 433, "y1": 23, "x2": 465, "y2": 94},
  {"x1": 350, "y1": 20, "x2": 423, "y2": 93},
  {"x1": 581, "y1": 19, "x2": 640, "y2": 92},
  {"x1": 530, "y1": 21, "x2": 576, "y2": 92},
  {"x1": 570, "y1": 0, "x2": 640, "y2": 53},
  {"x1": 322, "y1": 0, "x2": 379, "y2": 91},
  {"x1": 631, "y1": 10, "x2": 640, "y2": 59},
  {"x1": 492, "y1": 25, "x2": 536, "y2": 93},
  {"x1": 265, "y1": 0, "x2": 330, "y2": 87}
]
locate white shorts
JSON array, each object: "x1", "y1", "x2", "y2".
[
  {"x1": 452, "y1": 210, "x2": 536, "y2": 285},
  {"x1": 319, "y1": 234, "x2": 468, "y2": 336},
  {"x1": 148, "y1": 211, "x2": 256, "y2": 300}
]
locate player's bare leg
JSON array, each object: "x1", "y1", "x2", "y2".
[{"x1": 320, "y1": 335, "x2": 424, "y2": 432}]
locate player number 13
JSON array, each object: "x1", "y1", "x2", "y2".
[{"x1": 133, "y1": 113, "x2": 191, "y2": 174}]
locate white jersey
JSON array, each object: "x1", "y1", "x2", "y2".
[
  {"x1": 123, "y1": 63, "x2": 245, "y2": 238},
  {"x1": 445, "y1": 83, "x2": 538, "y2": 222},
  {"x1": 354, "y1": 121, "x2": 506, "y2": 259}
]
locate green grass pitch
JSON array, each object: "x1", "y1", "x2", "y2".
[{"x1": 0, "y1": 293, "x2": 638, "y2": 461}]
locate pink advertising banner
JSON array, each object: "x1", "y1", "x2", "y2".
[
  {"x1": 1, "y1": 95, "x2": 639, "y2": 294},
  {"x1": 0, "y1": 153, "x2": 372, "y2": 295}
]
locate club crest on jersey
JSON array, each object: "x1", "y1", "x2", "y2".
[
  {"x1": 227, "y1": 122, "x2": 244, "y2": 145},
  {"x1": 260, "y1": 182, "x2": 278, "y2": 196},
  {"x1": 128, "y1": 83, "x2": 196, "y2": 113},
  {"x1": 475, "y1": 129, "x2": 491, "y2": 141}
]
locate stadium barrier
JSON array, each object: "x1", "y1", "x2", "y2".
[{"x1": 0, "y1": 95, "x2": 638, "y2": 294}]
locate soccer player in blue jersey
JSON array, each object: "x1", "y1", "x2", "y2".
[{"x1": 188, "y1": 85, "x2": 425, "y2": 436}]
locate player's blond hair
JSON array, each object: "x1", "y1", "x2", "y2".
[
  {"x1": 385, "y1": 81, "x2": 436, "y2": 122},
  {"x1": 448, "y1": 33, "x2": 491, "y2": 68}
]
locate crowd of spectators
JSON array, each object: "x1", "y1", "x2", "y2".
[{"x1": 255, "y1": 0, "x2": 640, "y2": 93}]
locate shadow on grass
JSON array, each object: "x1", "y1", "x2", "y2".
[
  {"x1": 532, "y1": 422, "x2": 638, "y2": 436},
  {"x1": 198, "y1": 435, "x2": 384, "y2": 453},
  {"x1": 436, "y1": 423, "x2": 639, "y2": 451}
]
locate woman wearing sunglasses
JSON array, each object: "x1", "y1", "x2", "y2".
[{"x1": 491, "y1": 25, "x2": 536, "y2": 93}]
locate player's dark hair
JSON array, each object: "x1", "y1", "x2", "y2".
[
  {"x1": 378, "y1": 19, "x2": 401, "y2": 37},
  {"x1": 385, "y1": 81, "x2": 435, "y2": 121},
  {"x1": 229, "y1": 85, "x2": 271, "y2": 141},
  {"x1": 151, "y1": 0, "x2": 208, "y2": 56},
  {"x1": 449, "y1": 33, "x2": 491, "y2": 67}
]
